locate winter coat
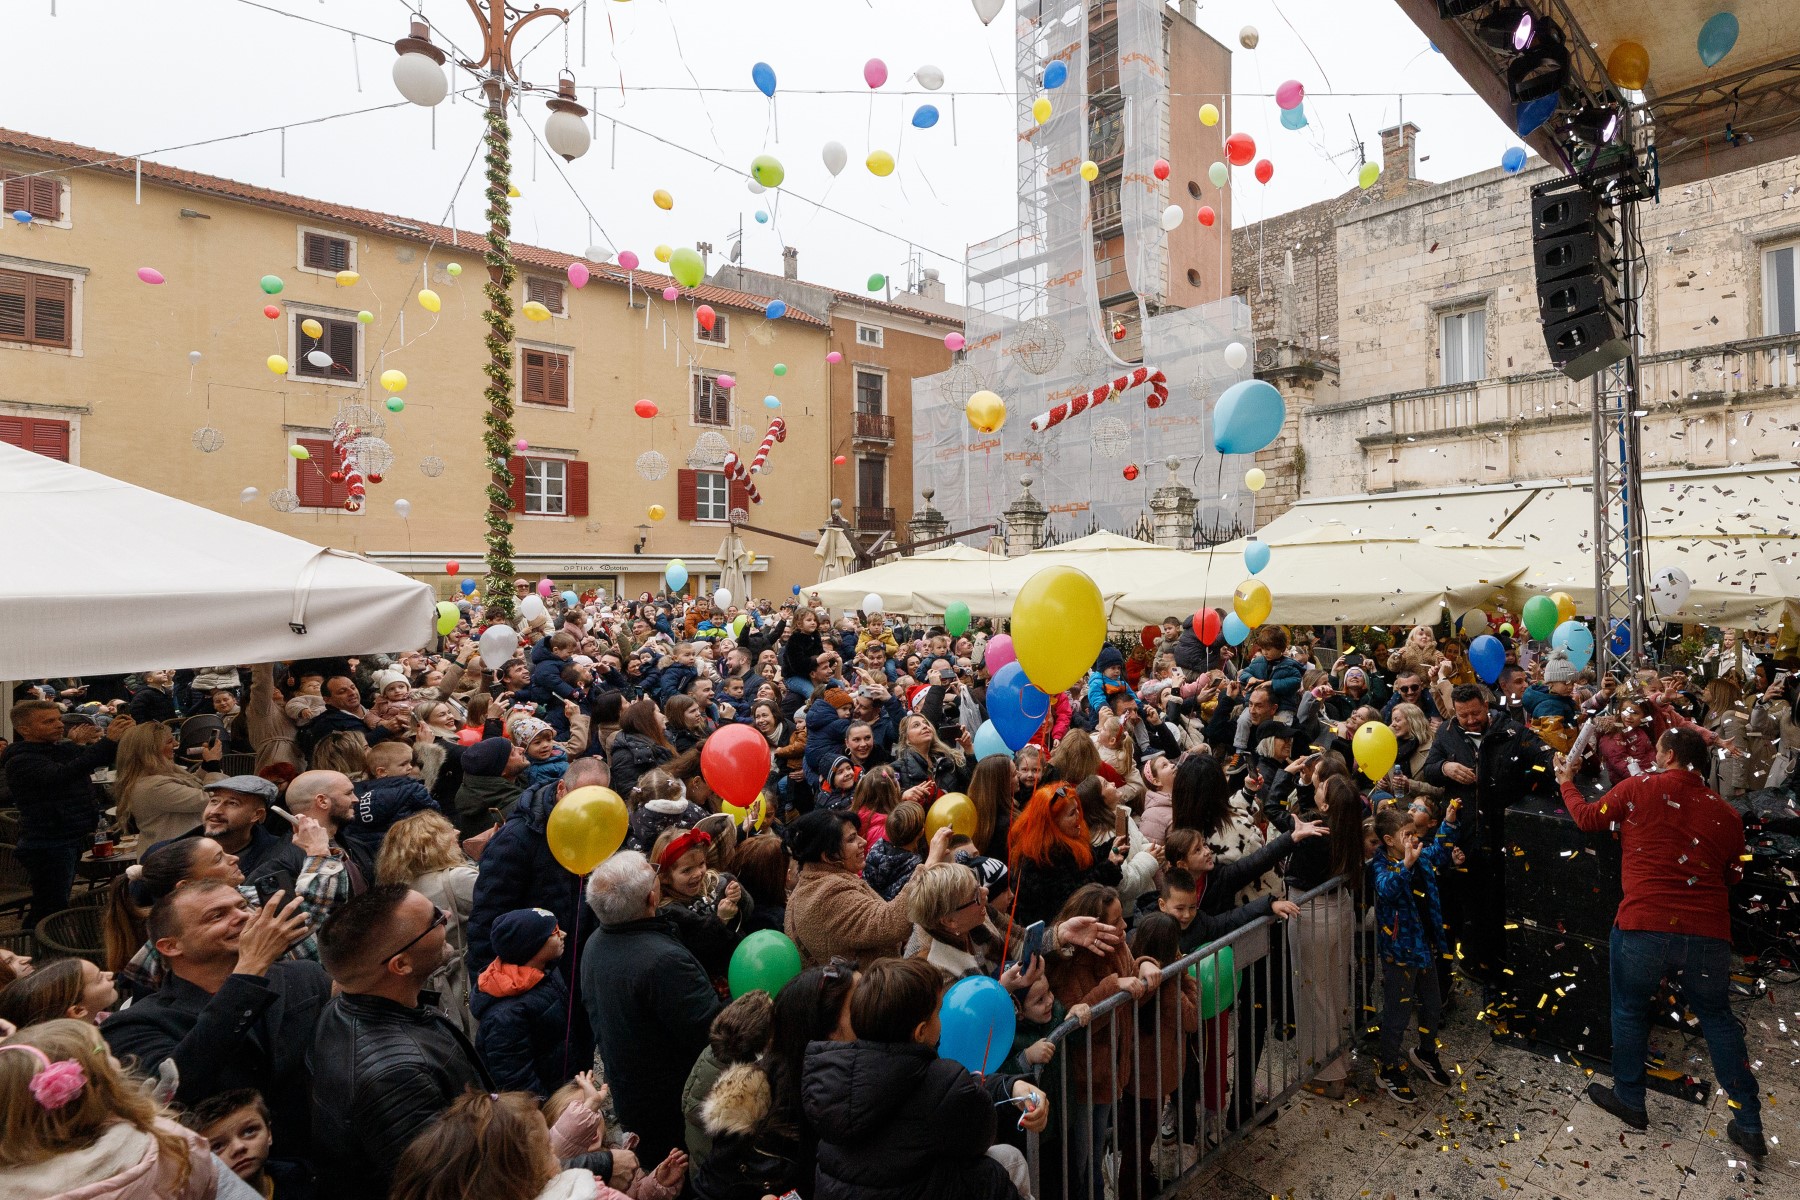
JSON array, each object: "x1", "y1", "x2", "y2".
[
  {"x1": 609, "y1": 731, "x2": 675, "y2": 801},
  {"x1": 7, "y1": 1118, "x2": 218, "y2": 1200},
  {"x1": 343, "y1": 774, "x2": 439, "y2": 857},
  {"x1": 892, "y1": 746, "x2": 967, "y2": 799},
  {"x1": 1138, "y1": 786, "x2": 1173, "y2": 845},
  {"x1": 468, "y1": 780, "x2": 587, "y2": 981},
  {"x1": 477, "y1": 970, "x2": 575, "y2": 1097},
  {"x1": 1125, "y1": 973, "x2": 1199, "y2": 1099},
  {"x1": 661, "y1": 872, "x2": 752, "y2": 984},
  {"x1": 1421, "y1": 708, "x2": 1556, "y2": 851},
  {"x1": 785, "y1": 862, "x2": 919, "y2": 968},
  {"x1": 127, "y1": 685, "x2": 178, "y2": 725},
  {"x1": 626, "y1": 797, "x2": 709, "y2": 853},
  {"x1": 651, "y1": 663, "x2": 699, "y2": 707},
  {"x1": 1599, "y1": 725, "x2": 1656, "y2": 785},
  {"x1": 860, "y1": 837, "x2": 922, "y2": 901},
  {"x1": 1238, "y1": 653, "x2": 1305, "y2": 711},
  {"x1": 781, "y1": 628, "x2": 823, "y2": 682},
  {"x1": 1009, "y1": 844, "x2": 1124, "y2": 930},
  {"x1": 1521, "y1": 684, "x2": 1578, "y2": 721},
  {"x1": 2, "y1": 735, "x2": 117, "y2": 848},
  {"x1": 690, "y1": 1063, "x2": 803, "y2": 1200},
  {"x1": 1370, "y1": 825, "x2": 1456, "y2": 969},
  {"x1": 121, "y1": 768, "x2": 220, "y2": 849},
  {"x1": 1045, "y1": 941, "x2": 1144, "y2": 1102},
  {"x1": 1205, "y1": 793, "x2": 1287, "y2": 905},
  {"x1": 453, "y1": 772, "x2": 523, "y2": 838},
  {"x1": 519, "y1": 747, "x2": 572, "y2": 790},
  {"x1": 308, "y1": 992, "x2": 493, "y2": 1200},
  {"x1": 295, "y1": 704, "x2": 394, "y2": 760},
  {"x1": 802, "y1": 1040, "x2": 1021, "y2": 1200},
  {"x1": 682, "y1": 1046, "x2": 728, "y2": 1168},
  {"x1": 1086, "y1": 670, "x2": 1138, "y2": 714}
]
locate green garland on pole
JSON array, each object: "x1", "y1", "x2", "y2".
[{"x1": 480, "y1": 99, "x2": 518, "y2": 621}]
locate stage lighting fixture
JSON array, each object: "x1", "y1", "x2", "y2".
[
  {"x1": 1436, "y1": 0, "x2": 1489, "y2": 18},
  {"x1": 1475, "y1": 5, "x2": 1537, "y2": 52},
  {"x1": 1508, "y1": 35, "x2": 1568, "y2": 103}
]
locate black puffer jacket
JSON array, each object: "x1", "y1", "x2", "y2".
[
  {"x1": 1, "y1": 736, "x2": 117, "y2": 848},
  {"x1": 802, "y1": 1040, "x2": 1020, "y2": 1200},
  {"x1": 781, "y1": 628, "x2": 824, "y2": 682},
  {"x1": 308, "y1": 992, "x2": 493, "y2": 1200},
  {"x1": 466, "y1": 780, "x2": 585, "y2": 980},
  {"x1": 691, "y1": 1063, "x2": 803, "y2": 1200},
  {"x1": 609, "y1": 730, "x2": 674, "y2": 800}
]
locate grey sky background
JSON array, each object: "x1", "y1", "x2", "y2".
[{"x1": 4, "y1": 0, "x2": 1518, "y2": 300}]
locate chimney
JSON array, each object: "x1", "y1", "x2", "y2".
[
  {"x1": 782, "y1": 246, "x2": 798, "y2": 280},
  {"x1": 917, "y1": 268, "x2": 945, "y2": 301},
  {"x1": 1178, "y1": 0, "x2": 1197, "y2": 22},
  {"x1": 1378, "y1": 122, "x2": 1419, "y2": 191},
  {"x1": 695, "y1": 241, "x2": 712, "y2": 271}
]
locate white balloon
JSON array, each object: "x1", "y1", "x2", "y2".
[
  {"x1": 863, "y1": 592, "x2": 884, "y2": 614},
  {"x1": 585, "y1": 244, "x2": 614, "y2": 264},
  {"x1": 1239, "y1": 25, "x2": 1260, "y2": 49},
  {"x1": 713, "y1": 587, "x2": 732, "y2": 608},
  {"x1": 238, "y1": 486, "x2": 258, "y2": 503},
  {"x1": 393, "y1": 498, "x2": 411, "y2": 518},
  {"x1": 1160, "y1": 204, "x2": 1184, "y2": 232},
  {"x1": 188, "y1": 350, "x2": 203, "y2": 365},
  {"x1": 479, "y1": 623, "x2": 521, "y2": 669},
  {"x1": 1223, "y1": 341, "x2": 1248, "y2": 369},
  {"x1": 305, "y1": 350, "x2": 333, "y2": 368},
  {"x1": 1650, "y1": 566, "x2": 1692, "y2": 616},
  {"x1": 917, "y1": 64, "x2": 945, "y2": 91},
  {"x1": 972, "y1": 0, "x2": 1004, "y2": 25},
  {"x1": 747, "y1": 179, "x2": 766, "y2": 195},
  {"x1": 822, "y1": 141, "x2": 848, "y2": 177},
  {"x1": 520, "y1": 594, "x2": 548, "y2": 622}
]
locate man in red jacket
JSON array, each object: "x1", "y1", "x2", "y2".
[{"x1": 1556, "y1": 727, "x2": 1763, "y2": 1158}]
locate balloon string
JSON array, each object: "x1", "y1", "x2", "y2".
[{"x1": 562, "y1": 871, "x2": 583, "y2": 1078}]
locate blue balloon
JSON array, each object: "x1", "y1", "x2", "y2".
[
  {"x1": 1501, "y1": 146, "x2": 1527, "y2": 174},
  {"x1": 973, "y1": 721, "x2": 1011, "y2": 762},
  {"x1": 459, "y1": 578, "x2": 477, "y2": 595},
  {"x1": 10, "y1": 209, "x2": 31, "y2": 224},
  {"x1": 1697, "y1": 11, "x2": 1738, "y2": 68},
  {"x1": 1212, "y1": 380, "x2": 1287, "y2": 456},
  {"x1": 791, "y1": 584, "x2": 802, "y2": 596},
  {"x1": 1550, "y1": 620, "x2": 1578, "y2": 650},
  {"x1": 561, "y1": 590, "x2": 579, "y2": 608},
  {"x1": 665, "y1": 561, "x2": 688, "y2": 591},
  {"x1": 752, "y1": 62, "x2": 777, "y2": 98},
  {"x1": 987, "y1": 661, "x2": 1050, "y2": 751},
  {"x1": 1279, "y1": 105, "x2": 1308, "y2": 131},
  {"x1": 1043, "y1": 61, "x2": 1068, "y2": 90},
  {"x1": 765, "y1": 299, "x2": 787, "y2": 320},
  {"x1": 1244, "y1": 538, "x2": 1270, "y2": 575},
  {"x1": 912, "y1": 104, "x2": 940, "y2": 129},
  {"x1": 1609, "y1": 619, "x2": 1632, "y2": 654},
  {"x1": 938, "y1": 975, "x2": 1016, "y2": 1075},
  {"x1": 764, "y1": 395, "x2": 781, "y2": 409},
  {"x1": 1221, "y1": 613, "x2": 1251, "y2": 646},
  {"x1": 1515, "y1": 93, "x2": 1559, "y2": 137},
  {"x1": 754, "y1": 210, "x2": 769, "y2": 224},
  {"x1": 1469, "y1": 634, "x2": 1504, "y2": 685}
]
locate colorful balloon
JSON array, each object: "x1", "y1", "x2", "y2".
[
  {"x1": 1697, "y1": 11, "x2": 1738, "y2": 67},
  {"x1": 263, "y1": 305, "x2": 281, "y2": 319},
  {"x1": 864, "y1": 58, "x2": 888, "y2": 89},
  {"x1": 1153, "y1": 158, "x2": 1171, "y2": 181},
  {"x1": 357, "y1": 310, "x2": 374, "y2": 324},
  {"x1": 336, "y1": 269, "x2": 360, "y2": 286},
  {"x1": 1160, "y1": 204, "x2": 1183, "y2": 232},
  {"x1": 917, "y1": 64, "x2": 946, "y2": 91},
  {"x1": 1198, "y1": 103, "x2": 1220, "y2": 127},
  {"x1": 1195, "y1": 608, "x2": 1222, "y2": 646},
  {"x1": 1212, "y1": 379, "x2": 1286, "y2": 455},
  {"x1": 966, "y1": 390, "x2": 1006, "y2": 433},
  {"x1": 1469, "y1": 634, "x2": 1504, "y2": 684},
  {"x1": 988, "y1": 661, "x2": 1051, "y2": 751},
  {"x1": 696, "y1": 304, "x2": 717, "y2": 332},
  {"x1": 288, "y1": 443, "x2": 309, "y2": 459},
  {"x1": 665, "y1": 558, "x2": 688, "y2": 590},
  {"x1": 1244, "y1": 538, "x2": 1270, "y2": 575},
  {"x1": 1552, "y1": 591, "x2": 1577, "y2": 625},
  {"x1": 522, "y1": 300, "x2": 551, "y2": 321},
  {"x1": 912, "y1": 105, "x2": 940, "y2": 129},
  {"x1": 1244, "y1": 468, "x2": 1266, "y2": 492},
  {"x1": 1280, "y1": 105, "x2": 1309, "y2": 131},
  {"x1": 648, "y1": 504, "x2": 665, "y2": 521},
  {"x1": 1221, "y1": 612, "x2": 1251, "y2": 646},
  {"x1": 1607, "y1": 41, "x2": 1650, "y2": 90},
  {"x1": 266, "y1": 355, "x2": 288, "y2": 374},
  {"x1": 435, "y1": 601, "x2": 458, "y2": 635},
  {"x1": 1522, "y1": 594, "x2": 1559, "y2": 641},
  {"x1": 945, "y1": 600, "x2": 971, "y2": 636},
  {"x1": 1208, "y1": 161, "x2": 1229, "y2": 187},
  {"x1": 137, "y1": 267, "x2": 165, "y2": 285},
  {"x1": 1043, "y1": 60, "x2": 1068, "y2": 90},
  {"x1": 984, "y1": 633, "x2": 1016, "y2": 674},
  {"x1": 1502, "y1": 147, "x2": 1528, "y2": 174},
  {"x1": 1191, "y1": 945, "x2": 1237, "y2": 1019},
  {"x1": 766, "y1": 300, "x2": 788, "y2": 319},
  {"x1": 945, "y1": 332, "x2": 966, "y2": 352},
  {"x1": 618, "y1": 250, "x2": 641, "y2": 271},
  {"x1": 1197, "y1": 205, "x2": 1216, "y2": 227},
  {"x1": 925, "y1": 793, "x2": 977, "y2": 840},
  {"x1": 1232, "y1": 578, "x2": 1272, "y2": 627},
  {"x1": 1275, "y1": 80, "x2": 1305, "y2": 110},
  {"x1": 568, "y1": 262, "x2": 589, "y2": 289},
  {"x1": 652, "y1": 188, "x2": 674, "y2": 211},
  {"x1": 417, "y1": 288, "x2": 441, "y2": 313},
  {"x1": 1225, "y1": 133, "x2": 1255, "y2": 166},
  {"x1": 750, "y1": 154, "x2": 785, "y2": 188},
  {"x1": 1254, "y1": 159, "x2": 1274, "y2": 184},
  {"x1": 634, "y1": 399, "x2": 658, "y2": 418},
  {"x1": 1012, "y1": 566, "x2": 1105, "y2": 694},
  {"x1": 973, "y1": 721, "x2": 1011, "y2": 762},
  {"x1": 547, "y1": 786, "x2": 629, "y2": 874},
  {"x1": 1357, "y1": 162, "x2": 1381, "y2": 189},
  {"x1": 299, "y1": 317, "x2": 323, "y2": 339},
  {"x1": 1353, "y1": 720, "x2": 1398, "y2": 779},
  {"x1": 702, "y1": 723, "x2": 773, "y2": 808},
  {"x1": 729, "y1": 930, "x2": 801, "y2": 997},
  {"x1": 939, "y1": 975, "x2": 1015, "y2": 1075},
  {"x1": 1650, "y1": 566, "x2": 1691, "y2": 616},
  {"x1": 670, "y1": 247, "x2": 705, "y2": 289},
  {"x1": 751, "y1": 61, "x2": 777, "y2": 98},
  {"x1": 1032, "y1": 97, "x2": 1052, "y2": 125},
  {"x1": 822, "y1": 141, "x2": 848, "y2": 176},
  {"x1": 259, "y1": 275, "x2": 284, "y2": 295}
]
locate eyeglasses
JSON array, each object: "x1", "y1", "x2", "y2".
[
  {"x1": 382, "y1": 906, "x2": 447, "y2": 966},
  {"x1": 954, "y1": 894, "x2": 986, "y2": 914},
  {"x1": 1397, "y1": 684, "x2": 1422, "y2": 694}
]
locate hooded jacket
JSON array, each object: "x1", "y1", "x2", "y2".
[
  {"x1": 608, "y1": 730, "x2": 674, "y2": 801},
  {"x1": 691, "y1": 1063, "x2": 802, "y2": 1200},
  {"x1": 1370, "y1": 824, "x2": 1455, "y2": 969},
  {"x1": 7, "y1": 1118, "x2": 218, "y2": 1200},
  {"x1": 780, "y1": 627, "x2": 824, "y2": 682},
  {"x1": 802, "y1": 1040, "x2": 1021, "y2": 1200},
  {"x1": 344, "y1": 775, "x2": 440, "y2": 856},
  {"x1": 476, "y1": 968, "x2": 574, "y2": 1097}
]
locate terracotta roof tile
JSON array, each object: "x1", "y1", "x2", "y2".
[
  {"x1": 828, "y1": 290, "x2": 962, "y2": 327},
  {"x1": 0, "y1": 126, "x2": 828, "y2": 328}
]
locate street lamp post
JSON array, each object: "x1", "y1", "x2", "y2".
[{"x1": 392, "y1": 6, "x2": 587, "y2": 621}]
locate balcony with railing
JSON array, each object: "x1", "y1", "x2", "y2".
[
  {"x1": 853, "y1": 410, "x2": 894, "y2": 443},
  {"x1": 856, "y1": 506, "x2": 895, "y2": 531}
]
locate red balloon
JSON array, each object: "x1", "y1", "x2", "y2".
[
  {"x1": 456, "y1": 727, "x2": 481, "y2": 746},
  {"x1": 833, "y1": 455, "x2": 847, "y2": 465},
  {"x1": 1254, "y1": 158, "x2": 1274, "y2": 184},
  {"x1": 1122, "y1": 463, "x2": 1139, "y2": 481},
  {"x1": 700, "y1": 723, "x2": 772, "y2": 808},
  {"x1": 1152, "y1": 158, "x2": 1170, "y2": 181},
  {"x1": 696, "y1": 304, "x2": 717, "y2": 332},
  {"x1": 633, "y1": 399, "x2": 658, "y2": 418},
  {"x1": 1225, "y1": 131, "x2": 1255, "y2": 166},
  {"x1": 1197, "y1": 205, "x2": 1216, "y2": 227},
  {"x1": 1195, "y1": 608, "x2": 1223, "y2": 646},
  {"x1": 446, "y1": 560, "x2": 460, "y2": 575},
  {"x1": 263, "y1": 305, "x2": 280, "y2": 319},
  {"x1": 1140, "y1": 624, "x2": 1160, "y2": 650}
]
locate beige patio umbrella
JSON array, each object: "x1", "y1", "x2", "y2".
[
  {"x1": 813, "y1": 524, "x2": 857, "y2": 584},
  {"x1": 713, "y1": 529, "x2": 753, "y2": 607}
]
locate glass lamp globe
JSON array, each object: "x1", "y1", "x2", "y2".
[{"x1": 392, "y1": 51, "x2": 448, "y2": 107}]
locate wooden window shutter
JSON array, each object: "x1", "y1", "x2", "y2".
[
  {"x1": 506, "y1": 456, "x2": 527, "y2": 512},
  {"x1": 27, "y1": 418, "x2": 69, "y2": 461},
  {"x1": 566, "y1": 460, "x2": 589, "y2": 517},
  {"x1": 677, "y1": 469, "x2": 698, "y2": 521},
  {"x1": 1, "y1": 176, "x2": 23, "y2": 214},
  {"x1": 30, "y1": 177, "x2": 60, "y2": 222},
  {"x1": 546, "y1": 352, "x2": 569, "y2": 407},
  {"x1": 526, "y1": 277, "x2": 564, "y2": 313},
  {"x1": 296, "y1": 437, "x2": 343, "y2": 508},
  {"x1": 303, "y1": 233, "x2": 348, "y2": 271},
  {"x1": 522, "y1": 349, "x2": 547, "y2": 405},
  {"x1": 31, "y1": 275, "x2": 70, "y2": 348},
  {"x1": 327, "y1": 319, "x2": 357, "y2": 379},
  {"x1": 729, "y1": 476, "x2": 750, "y2": 515},
  {"x1": 0, "y1": 271, "x2": 26, "y2": 342}
]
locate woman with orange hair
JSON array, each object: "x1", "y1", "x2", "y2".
[{"x1": 1009, "y1": 782, "x2": 1128, "y2": 928}]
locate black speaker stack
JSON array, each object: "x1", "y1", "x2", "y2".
[{"x1": 1531, "y1": 182, "x2": 1631, "y2": 381}]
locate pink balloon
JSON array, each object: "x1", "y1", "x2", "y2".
[
  {"x1": 567, "y1": 262, "x2": 590, "y2": 288},
  {"x1": 537, "y1": 578, "x2": 555, "y2": 598},
  {"x1": 718, "y1": 374, "x2": 737, "y2": 389},
  {"x1": 1275, "y1": 79, "x2": 1305, "y2": 110},
  {"x1": 825, "y1": 351, "x2": 842, "y2": 364},
  {"x1": 864, "y1": 58, "x2": 888, "y2": 88},
  {"x1": 617, "y1": 250, "x2": 640, "y2": 271},
  {"x1": 984, "y1": 634, "x2": 1016, "y2": 674},
  {"x1": 515, "y1": 437, "x2": 529, "y2": 451},
  {"x1": 662, "y1": 286, "x2": 678, "y2": 302},
  {"x1": 136, "y1": 266, "x2": 165, "y2": 285},
  {"x1": 945, "y1": 332, "x2": 965, "y2": 351}
]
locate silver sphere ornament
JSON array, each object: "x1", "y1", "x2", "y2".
[
  {"x1": 191, "y1": 426, "x2": 225, "y2": 454},
  {"x1": 419, "y1": 455, "x2": 445, "y2": 478},
  {"x1": 268, "y1": 488, "x2": 300, "y2": 513}
]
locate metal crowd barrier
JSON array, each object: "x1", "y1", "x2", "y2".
[{"x1": 1021, "y1": 876, "x2": 1364, "y2": 1200}]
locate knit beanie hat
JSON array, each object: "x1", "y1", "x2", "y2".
[
  {"x1": 374, "y1": 670, "x2": 409, "y2": 692},
  {"x1": 462, "y1": 736, "x2": 513, "y2": 777},
  {"x1": 822, "y1": 687, "x2": 853, "y2": 710},
  {"x1": 490, "y1": 907, "x2": 559, "y2": 965},
  {"x1": 956, "y1": 851, "x2": 1011, "y2": 897},
  {"x1": 1544, "y1": 648, "x2": 1578, "y2": 683},
  {"x1": 509, "y1": 715, "x2": 554, "y2": 746},
  {"x1": 1096, "y1": 644, "x2": 1126, "y2": 672}
]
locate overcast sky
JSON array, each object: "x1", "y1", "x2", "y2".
[{"x1": 5, "y1": 0, "x2": 1518, "y2": 301}]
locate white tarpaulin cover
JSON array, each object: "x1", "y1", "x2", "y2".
[{"x1": 0, "y1": 443, "x2": 436, "y2": 677}]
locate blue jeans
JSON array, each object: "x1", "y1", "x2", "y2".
[
  {"x1": 1609, "y1": 927, "x2": 1761, "y2": 1131},
  {"x1": 17, "y1": 843, "x2": 81, "y2": 928}
]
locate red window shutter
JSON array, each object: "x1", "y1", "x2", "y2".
[
  {"x1": 0, "y1": 271, "x2": 26, "y2": 342},
  {"x1": 0, "y1": 415, "x2": 26, "y2": 449},
  {"x1": 506, "y1": 456, "x2": 527, "y2": 512},
  {"x1": 27, "y1": 418, "x2": 68, "y2": 461},
  {"x1": 546, "y1": 352, "x2": 569, "y2": 407},
  {"x1": 521, "y1": 350, "x2": 547, "y2": 405},
  {"x1": 1, "y1": 176, "x2": 24, "y2": 213},
  {"x1": 566, "y1": 460, "x2": 589, "y2": 517},
  {"x1": 30, "y1": 275, "x2": 70, "y2": 348},
  {"x1": 297, "y1": 437, "x2": 343, "y2": 508},
  {"x1": 677, "y1": 469, "x2": 698, "y2": 521},
  {"x1": 29, "y1": 178, "x2": 60, "y2": 222},
  {"x1": 729, "y1": 476, "x2": 750, "y2": 515}
]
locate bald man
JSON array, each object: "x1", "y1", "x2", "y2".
[{"x1": 286, "y1": 770, "x2": 370, "y2": 895}]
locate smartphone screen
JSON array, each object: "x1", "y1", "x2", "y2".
[
  {"x1": 1019, "y1": 920, "x2": 1047, "y2": 968},
  {"x1": 1114, "y1": 807, "x2": 1130, "y2": 840}
]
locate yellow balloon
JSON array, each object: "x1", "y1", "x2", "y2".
[
  {"x1": 446, "y1": 262, "x2": 463, "y2": 277},
  {"x1": 648, "y1": 504, "x2": 666, "y2": 521},
  {"x1": 379, "y1": 369, "x2": 408, "y2": 393},
  {"x1": 1606, "y1": 41, "x2": 1650, "y2": 92},
  {"x1": 546, "y1": 786, "x2": 629, "y2": 874},
  {"x1": 653, "y1": 188, "x2": 674, "y2": 210},
  {"x1": 1244, "y1": 468, "x2": 1266, "y2": 492},
  {"x1": 1552, "y1": 591, "x2": 1577, "y2": 625},
  {"x1": 335, "y1": 270, "x2": 360, "y2": 287},
  {"x1": 1012, "y1": 566, "x2": 1105, "y2": 694},
  {"x1": 654, "y1": 244, "x2": 672, "y2": 264},
  {"x1": 1233, "y1": 578, "x2": 1272, "y2": 627},
  {"x1": 288, "y1": 444, "x2": 310, "y2": 460},
  {"x1": 1032, "y1": 97, "x2": 1053, "y2": 124},
  {"x1": 1079, "y1": 160, "x2": 1099, "y2": 181},
  {"x1": 866, "y1": 149, "x2": 895, "y2": 177},
  {"x1": 266, "y1": 354, "x2": 288, "y2": 374},
  {"x1": 300, "y1": 318, "x2": 323, "y2": 339},
  {"x1": 965, "y1": 390, "x2": 1006, "y2": 434},
  {"x1": 507, "y1": 183, "x2": 521, "y2": 198},
  {"x1": 1199, "y1": 102, "x2": 1220, "y2": 127},
  {"x1": 522, "y1": 300, "x2": 552, "y2": 322},
  {"x1": 1352, "y1": 721, "x2": 1398, "y2": 780},
  {"x1": 924, "y1": 793, "x2": 977, "y2": 840},
  {"x1": 722, "y1": 794, "x2": 772, "y2": 832},
  {"x1": 417, "y1": 288, "x2": 441, "y2": 313},
  {"x1": 747, "y1": 550, "x2": 757, "y2": 565}
]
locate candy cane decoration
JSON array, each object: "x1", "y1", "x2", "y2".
[
  {"x1": 722, "y1": 451, "x2": 762, "y2": 505},
  {"x1": 330, "y1": 418, "x2": 367, "y2": 513},
  {"x1": 1028, "y1": 365, "x2": 1169, "y2": 433},
  {"x1": 750, "y1": 417, "x2": 787, "y2": 474}
]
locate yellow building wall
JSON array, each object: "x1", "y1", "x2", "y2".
[{"x1": 0, "y1": 154, "x2": 833, "y2": 600}]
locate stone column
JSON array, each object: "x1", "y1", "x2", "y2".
[
  {"x1": 906, "y1": 488, "x2": 950, "y2": 552},
  {"x1": 1003, "y1": 476, "x2": 1047, "y2": 557},
  {"x1": 1149, "y1": 457, "x2": 1197, "y2": 549},
  {"x1": 1253, "y1": 360, "x2": 1329, "y2": 527}
]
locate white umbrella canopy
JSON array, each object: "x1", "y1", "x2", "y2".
[
  {"x1": 0, "y1": 442, "x2": 435, "y2": 678},
  {"x1": 813, "y1": 525, "x2": 858, "y2": 584},
  {"x1": 809, "y1": 543, "x2": 1007, "y2": 615},
  {"x1": 713, "y1": 530, "x2": 752, "y2": 607}
]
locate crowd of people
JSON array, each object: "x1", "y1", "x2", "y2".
[{"x1": 0, "y1": 591, "x2": 1779, "y2": 1199}]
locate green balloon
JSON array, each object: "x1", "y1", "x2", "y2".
[
  {"x1": 750, "y1": 154, "x2": 785, "y2": 188},
  {"x1": 1208, "y1": 161, "x2": 1229, "y2": 188},
  {"x1": 772, "y1": 363, "x2": 787, "y2": 377},
  {"x1": 867, "y1": 273, "x2": 885, "y2": 291},
  {"x1": 670, "y1": 247, "x2": 705, "y2": 290},
  {"x1": 945, "y1": 600, "x2": 971, "y2": 638},
  {"x1": 386, "y1": 397, "x2": 405, "y2": 412},
  {"x1": 728, "y1": 929, "x2": 802, "y2": 997},
  {"x1": 259, "y1": 274, "x2": 284, "y2": 295},
  {"x1": 1522, "y1": 593, "x2": 1559, "y2": 641},
  {"x1": 1188, "y1": 943, "x2": 1237, "y2": 1019}
]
